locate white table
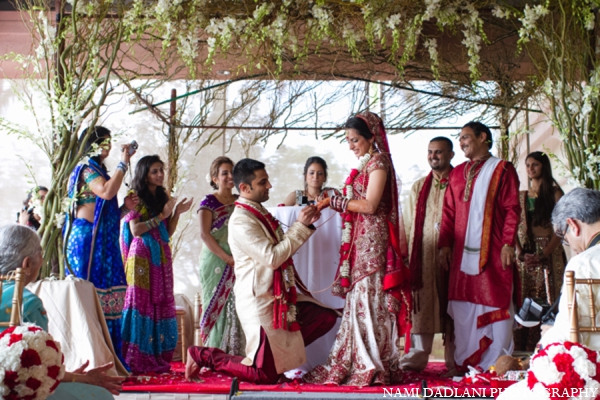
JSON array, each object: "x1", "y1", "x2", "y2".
[
  {"x1": 28, "y1": 277, "x2": 128, "y2": 376},
  {"x1": 267, "y1": 206, "x2": 345, "y2": 368}
]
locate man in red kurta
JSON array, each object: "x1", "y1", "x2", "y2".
[{"x1": 439, "y1": 122, "x2": 520, "y2": 372}]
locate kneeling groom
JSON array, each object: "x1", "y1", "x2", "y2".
[{"x1": 186, "y1": 158, "x2": 339, "y2": 384}]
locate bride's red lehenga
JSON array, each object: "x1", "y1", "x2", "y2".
[{"x1": 304, "y1": 112, "x2": 412, "y2": 386}]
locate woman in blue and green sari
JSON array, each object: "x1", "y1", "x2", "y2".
[
  {"x1": 63, "y1": 126, "x2": 138, "y2": 367},
  {"x1": 197, "y1": 156, "x2": 244, "y2": 355}
]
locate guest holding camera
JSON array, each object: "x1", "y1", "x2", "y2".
[
  {"x1": 63, "y1": 126, "x2": 138, "y2": 367},
  {"x1": 197, "y1": 156, "x2": 245, "y2": 355},
  {"x1": 17, "y1": 186, "x2": 48, "y2": 230},
  {"x1": 514, "y1": 151, "x2": 566, "y2": 351},
  {"x1": 282, "y1": 156, "x2": 340, "y2": 206},
  {"x1": 120, "y1": 155, "x2": 193, "y2": 373}
]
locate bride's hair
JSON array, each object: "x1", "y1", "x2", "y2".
[{"x1": 345, "y1": 117, "x2": 373, "y2": 140}]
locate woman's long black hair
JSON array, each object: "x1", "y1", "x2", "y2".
[
  {"x1": 527, "y1": 151, "x2": 563, "y2": 227},
  {"x1": 79, "y1": 126, "x2": 111, "y2": 166},
  {"x1": 132, "y1": 155, "x2": 169, "y2": 217}
]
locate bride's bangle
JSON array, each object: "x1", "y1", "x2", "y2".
[{"x1": 330, "y1": 195, "x2": 349, "y2": 213}]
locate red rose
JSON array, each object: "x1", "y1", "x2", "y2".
[
  {"x1": 341, "y1": 277, "x2": 350, "y2": 287},
  {"x1": 553, "y1": 353, "x2": 574, "y2": 373},
  {"x1": 46, "y1": 340, "x2": 58, "y2": 352},
  {"x1": 27, "y1": 326, "x2": 42, "y2": 333},
  {"x1": 8, "y1": 333, "x2": 23, "y2": 346},
  {"x1": 25, "y1": 377, "x2": 42, "y2": 391},
  {"x1": 0, "y1": 326, "x2": 16, "y2": 340},
  {"x1": 4, "y1": 370, "x2": 19, "y2": 389},
  {"x1": 342, "y1": 243, "x2": 351, "y2": 252},
  {"x1": 47, "y1": 365, "x2": 61, "y2": 379},
  {"x1": 20, "y1": 348, "x2": 42, "y2": 368},
  {"x1": 527, "y1": 371, "x2": 539, "y2": 389}
]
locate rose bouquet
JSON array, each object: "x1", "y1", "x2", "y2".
[
  {"x1": 526, "y1": 342, "x2": 600, "y2": 400},
  {"x1": 0, "y1": 324, "x2": 65, "y2": 400}
]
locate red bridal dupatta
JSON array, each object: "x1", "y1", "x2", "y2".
[{"x1": 355, "y1": 111, "x2": 412, "y2": 350}]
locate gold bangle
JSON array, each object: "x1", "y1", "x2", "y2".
[{"x1": 502, "y1": 244, "x2": 514, "y2": 251}]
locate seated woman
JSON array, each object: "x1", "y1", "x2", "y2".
[
  {"x1": 282, "y1": 156, "x2": 340, "y2": 206},
  {"x1": 0, "y1": 224, "x2": 123, "y2": 400}
]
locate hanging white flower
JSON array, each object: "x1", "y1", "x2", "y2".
[{"x1": 53, "y1": 213, "x2": 66, "y2": 229}]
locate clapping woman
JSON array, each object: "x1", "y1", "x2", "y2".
[
  {"x1": 197, "y1": 156, "x2": 244, "y2": 355},
  {"x1": 120, "y1": 155, "x2": 193, "y2": 373}
]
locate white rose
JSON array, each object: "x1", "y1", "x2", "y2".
[
  {"x1": 573, "y1": 356, "x2": 596, "y2": 380},
  {"x1": 532, "y1": 355, "x2": 563, "y2": 384}
]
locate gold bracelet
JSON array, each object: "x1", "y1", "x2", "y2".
[{"x1": 502, "y1": 244, "x2": 514, "y2": 251}]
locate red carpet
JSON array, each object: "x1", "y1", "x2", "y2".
[{"x1": 121, "y1": 362, "x2": 511, "y2": 396}]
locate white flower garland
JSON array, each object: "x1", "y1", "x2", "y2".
[{"x1": 339, "y1": 153, "x2": 371, "y2": 280}]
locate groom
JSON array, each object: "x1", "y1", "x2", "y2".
[{"x1": 186, "y1": 158, "x2": 338, "y2": 384}]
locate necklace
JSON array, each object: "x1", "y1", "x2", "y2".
[
  {"x1": 463, "y1": 153, "x2": 491, "y2": 202},
  {"x1": 214, "y1": 192, "x2": 236, "y2": 205}
]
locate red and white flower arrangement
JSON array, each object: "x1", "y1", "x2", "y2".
[
  {"x1": 0, "y1": 324, "x2": 65, "y2": 400},
  {"x1": 526, "y1": 342, "x2": 600, "y2": 399},
  {"x1": 339, "y1": 152, "x2": 371, "y2": 287}
]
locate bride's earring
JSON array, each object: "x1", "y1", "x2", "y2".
[{"x1": 368, "y1": 143, "x2": 375, "y2": 155}]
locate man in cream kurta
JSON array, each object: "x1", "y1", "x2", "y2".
[
  {"x1": 186, "y1": 158, "x2": 338, "y2": 384},
  {"x1": 400, "y1": 137, "x2": 455, "y2": 372}
]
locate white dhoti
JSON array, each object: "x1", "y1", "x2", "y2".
[{"x1": 448, "y1": 300, "x2": 514, "y2": 370}]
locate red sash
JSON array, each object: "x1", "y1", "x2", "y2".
[{"x1": 235, "y1": 201, "x2": 301, "y2": 331}]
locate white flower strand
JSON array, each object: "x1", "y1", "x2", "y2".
[{"x1": 340, "y1": 153, "x2": 372, "y2": 280}]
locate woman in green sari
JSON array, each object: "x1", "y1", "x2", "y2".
[{"x1": 197, "y1": 157, "x2": 244, "y2": 355}]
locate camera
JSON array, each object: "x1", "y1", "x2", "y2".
[
  {"x1": 128, "y1": 140, "x2": 138, "y2": 156},
  {"x1": 295, "y1": 190, "x2": 315, "y2": 206}
]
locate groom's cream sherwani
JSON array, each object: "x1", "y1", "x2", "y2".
[{"x1": 228, "y1": 197, "x2": 316, "y2": 374}]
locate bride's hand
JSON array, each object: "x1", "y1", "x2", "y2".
[{"x1": 316, "y1": 197, "x2": 331, "y2": 211}]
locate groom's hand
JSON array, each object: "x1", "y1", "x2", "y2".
[{"x1": 297, "y1": 205, "x2": 319, "y2": 226}]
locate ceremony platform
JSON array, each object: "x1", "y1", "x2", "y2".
[{"x1": 114, "y1": 362, "x2": 498, "y2": 400}]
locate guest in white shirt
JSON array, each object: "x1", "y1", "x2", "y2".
[{"x1": 540, "y1": 188, "x2": 600, "y2": 349}]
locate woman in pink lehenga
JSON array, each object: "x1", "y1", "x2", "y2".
[{"x1": 304, "y1": 111, "x2": 412, "y2": 386}]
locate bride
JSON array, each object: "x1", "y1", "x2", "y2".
[{"x1": 304, "y1": 111, "x2": 412, "y2": 386}]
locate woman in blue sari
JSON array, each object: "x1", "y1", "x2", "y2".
[{"x1": 63, "y1": 126, "x2": 137, "y2": 367}]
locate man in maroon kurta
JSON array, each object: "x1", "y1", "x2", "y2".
[{"x1": 439, "y1": 122, "x2": 520, "y2": 372}]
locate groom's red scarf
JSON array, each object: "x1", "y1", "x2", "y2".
[{"x1": 235, "y1": 201, "x2": 302, "y2": 331}]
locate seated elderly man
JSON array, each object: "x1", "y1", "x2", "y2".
[
  {"x1": 0, "y1": 224, "x2": 123, "y2": 400},
  {"x1": 498, "y1": 189, "x2": 600, "y2": 399},
  {"x1": 539, "y1": 188, "x2": 600, "y2": 349}
]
